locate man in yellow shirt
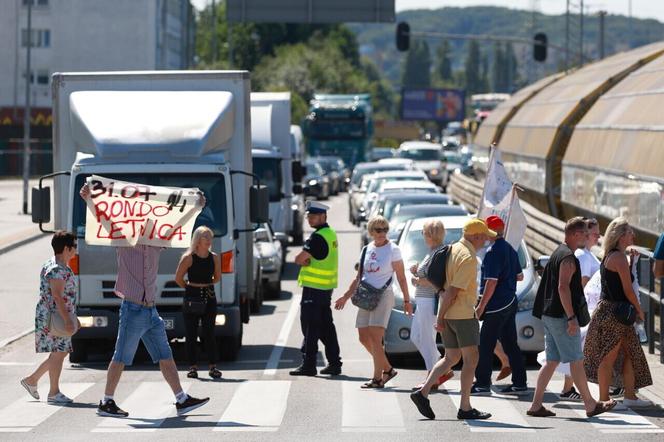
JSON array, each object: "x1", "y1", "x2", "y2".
[{"x1": 411, "y1": 219, "x2": 495, "y2": 421}]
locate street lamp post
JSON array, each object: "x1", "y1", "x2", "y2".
[{"x1": 22, "y1": 0, "x2": 32, "y2": 215}]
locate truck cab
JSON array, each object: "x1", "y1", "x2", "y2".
[{"x1": 32, "y1": 71, "x2": 267, "y2": 363}]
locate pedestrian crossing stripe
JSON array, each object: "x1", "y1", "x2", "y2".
[
  {"x1": 0, "y1": 383, "x2": 94, "y2": 432},
  {"x1": 0, "y1": 379, "x2": 661, "y2": 434}
]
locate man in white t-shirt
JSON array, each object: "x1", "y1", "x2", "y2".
[{"x1": 574, "y1": 218, "x2": 601, "y2": 287}]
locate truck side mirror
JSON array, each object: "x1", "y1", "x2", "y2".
[
  {"x1": 31, "y1": 186, "x2": 51, "y2": 224},
  {"x1": 293, "y1": 183, "x2": 303, "y2": 195},
  {"x1": 292, "y1": 161, "x2": 304, "y2": 182},
  {"x1": 250, "y1": 185, "x2": 269, "y2": 224}
]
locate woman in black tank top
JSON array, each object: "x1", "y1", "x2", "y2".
[
  {"x1": 175, "y1": 226, "x2": 222, "y2": 379},
  {"x1": 583, "y1": 218, "x2": 652, "y2": 407}
]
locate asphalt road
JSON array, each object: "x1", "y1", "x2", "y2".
[{"x1": 0, "y1": 193, "x2": 662, "y2": 441}]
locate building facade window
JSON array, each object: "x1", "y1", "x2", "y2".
[
  {"x1": 36, "y1": 70, "x2": 49, "y2": 85},
  {"x1": 21, "y1": 29, "x2": 51, "y2": 48},
  {"x1": 22, "y1": 0, "x2": 49, "y2": 6}
]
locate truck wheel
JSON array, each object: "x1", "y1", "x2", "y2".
[
  {"x1": 218, "y1": 327, "x2": 242, "y2": 361},
  {"x1": 69, "y1": 339, "x2": 88, "y2": 363},
  {"x1": 268, "y1": 280, "x2": 281, "y2": 298}
]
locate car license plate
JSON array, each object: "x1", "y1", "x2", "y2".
[{"x1": 163, "y1": 318, "x2": 174, "y2": 330}]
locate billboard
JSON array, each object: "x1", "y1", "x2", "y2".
[
  {"x1": 227, "y1": 0, "x2": 395, "y2": 23},
  {"x1": 400, "y1": 88, "x2": 465, "y2": 122}
]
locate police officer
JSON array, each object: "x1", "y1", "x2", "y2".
[{"x1": 290, "y1": 201, "x2": 342, "y2": 376}]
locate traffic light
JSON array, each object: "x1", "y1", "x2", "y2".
[
  {"x1": 533, "y1": 32, "x2": 547, "y2": 62},
  {"x1": 396, "y1": 22, "x2": 410, "y2": 52}
]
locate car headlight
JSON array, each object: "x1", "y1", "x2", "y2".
[
  {"x1": 308, "y1": 179, "x2": 318, "y2": 186},
  {"x1": 429, "y1": 169, "x2": 439, "y2": 176},
  {"x1": 517, "y1": 283, "x2": 537, "y2": 312}
]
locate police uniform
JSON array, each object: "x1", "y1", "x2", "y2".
[{"x1": 290, "y1": 201, "x2": 342, "y2": 376}]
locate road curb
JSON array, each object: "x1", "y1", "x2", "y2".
[
  {"x1": 0, "y1": 328, "x2": 33, "y2": 349},
  {"x1": 0, "y1": 232, "x2": 47, "y2": 256}
]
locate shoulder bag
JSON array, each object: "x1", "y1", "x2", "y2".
[
  {"x1": 351, "y1": 246, "x2": 392, "y2": 311},
  {"x1": 49, "y1": 309, "x2": 79, "y2": 338}
]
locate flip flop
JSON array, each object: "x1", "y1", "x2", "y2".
[
  {"x1": 587, "y1": 400, "x2": 617, "y2": 418},
  {"x1": 382, "y1": 367, "x2": 398, "y2": 386},
  {"x1": 20, "y1": 379, "x2": 39, "y2": 400},
  {"x1": 360, "y1": 378, "x2": 384, "y2": 389}
]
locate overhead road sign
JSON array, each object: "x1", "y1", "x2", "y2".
[
  {"x1": 227, "y1": 0, "x2": 395, "y2": 23},
  {"x1": 401, "y1": 88, "x2": 465, "y2": 123}
]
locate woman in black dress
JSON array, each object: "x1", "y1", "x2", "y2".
[{"x1": 176, "y1": 226, "x2": 222, "y2": 379}]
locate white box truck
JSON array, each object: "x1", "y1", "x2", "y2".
[
  {"x1": 32, "y1": 71, "x2": 268, "y2": 362},
  {"x1": 250, "y1": 92, "x2": 303, "y2": 254},
  {"x1": 289, "y1": 124, "x2": 305, "y2": 245}
]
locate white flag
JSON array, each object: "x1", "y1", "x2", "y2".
[
  {"x1": 505, "y1": 192, "x2": 527, "y2": 252},
  {"x1": 478, "y1": 148, "x2": 512, "y2": 220},
  {"x1": 478, "y1": 147, "x2": 527, "y2": 251}
]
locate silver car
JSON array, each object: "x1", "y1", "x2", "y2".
[
  {"x1": 385, "y1": 215, "x2": 544, "y2": 359},
  {"x1": 254, "y1": 223, "x2": 284, "y2": 298}
]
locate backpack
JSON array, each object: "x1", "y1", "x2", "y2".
[{"x1": 426, "y1": 244, "x2": 450, "y2": 291}]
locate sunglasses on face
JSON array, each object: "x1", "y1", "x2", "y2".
[{"x1": 373, "y1": 228, "x2": 389, "y2": 234}]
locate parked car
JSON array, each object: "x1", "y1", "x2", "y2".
[
  {"x1": 303, "y1": 160, "x2": 330, "y2": 200},
  {"x1": 348, "y1": 162, "x2": 412, "y2": 224},
  {"x1": 360, "y1": 170, "x2": 429, "y2": 221},
  {"x1": 254, "y1": 223, "x2": 284, "y2": 298},
  {"x1": 368, "y1": 146, "x2": 394, "y2": 161},
  {"x1": 395, "y1": 141, "x2": 449, "y2": 189},
  {"x1": 384, "y1": 215, "x2": 544, "y2": 360},
  {"x1": 377, "y1": 158, "x2": 415, "y2": 168},
  {"x1": 313, "y1": 156, "x2": 343, "y2": 195},
  {"x1": 250, "y1": 241, "x2": 264, "y2": 314},
  {"x1": 387, "y1": 204, "x2": 469, "y2": 241}
]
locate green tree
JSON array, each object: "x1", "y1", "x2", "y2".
[
  {"x1": 401, "y1": 40, "x2": 431, "y2": 89},
  {"x1": 464, "y1": 40, "x2": 482, "y2": 95},
  {"x1": 492, "y1": 42, "x2": 506, "y2": 92},
  {"x1": 505, "y1": 42, "x2": 519, "y2": 92},
  {"x1": 480, "y1": 53, "x2": 490, "y2": 93},
  {"x1": 435, "y1": 40, "x2": 453, "y2": 83}
]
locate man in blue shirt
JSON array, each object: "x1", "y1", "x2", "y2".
[
  {"x1": 654, "y1": 233, "x2": 664, "y2": 279},
  {"x1": 472, "y1": 215, "x2": 527, "y2": 394}
]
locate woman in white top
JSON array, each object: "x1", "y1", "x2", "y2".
[{"x1": 336, "y1": 216, "x2": 412, "y2": 388}]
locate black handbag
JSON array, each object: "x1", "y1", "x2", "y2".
[
  {"x1": 574, "y1": 293, "x2": 591, "y2": 327},
  {"x1": 351, "y1": 246, "x2": 392, "y2": 311},
  {"x1": 613, "y1": 301, "x2": 637, "y2": 326},
  {"x1": 183, "y1": 286, "x2": 213, "y2": 315}
]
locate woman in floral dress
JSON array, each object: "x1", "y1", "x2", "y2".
[{"x1": 20, "y1": 231, "x2": 79, "y2": 404}]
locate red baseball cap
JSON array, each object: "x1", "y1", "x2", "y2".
[{"x1": 486, "y1": 215, "x2": 505, "y2": 231}]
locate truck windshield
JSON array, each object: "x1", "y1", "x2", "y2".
[
  {"x1": 72, "y1": 173, "x2": 228, "y2": 237},
  {"x1": 253, "y1": 157, "x2": 283, "y2": 202},
  {"x1": 308, "y1": 120, "x2": 365, "y2": 140}
]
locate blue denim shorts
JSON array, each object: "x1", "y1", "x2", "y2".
[
  {"x1": 111, "y1": 301, "x2": 173, "y2": 366},
  {"x1": 541, "y1": 315, "x2": 583, "y2": 363}
]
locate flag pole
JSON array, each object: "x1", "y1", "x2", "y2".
[
  {"x1": 504, "y1": 184, "x2": 517, "y2": 231},
  {"x1": 477, "y1": 142, "x2": 496, "y2": 217}
]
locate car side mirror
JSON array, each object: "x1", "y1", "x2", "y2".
[
  {"x1": 250, "y1": 185, "x2": 269, "y2": 224},
  {"x1": 292, "y1": 161, "x2": 304, "y2": 182},
  {"x1": 32, "y1": 186, "x2": 51, "y2": 224},
  {"x1": 535, "y1": 255, "x2": 550, "y2": 275},
  {"x1": 293, "y1": 183, "x2": 303, "y2": 195},
  {"x1": 274, "y1": 232, "x2": 289, "y2": 244}
]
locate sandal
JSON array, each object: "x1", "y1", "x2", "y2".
[
  {"x1": 187, "y1": 367, "x2": 198, "y2": 379},
  {"x1": 382, "y1": 367, "x2": 398, "y2": 386},
  {"x1": 527, "y1": 406, "x2": 556, "y2": 417},
  {"x1": 360, "y1": 378, "x2": 384, "y2": 389},
  {"x1": 209, "y1": 367, "x2": 222, "y2": 379},
  {"x1": 586, "y1": 400, "x2": 617, "y2": 418}
]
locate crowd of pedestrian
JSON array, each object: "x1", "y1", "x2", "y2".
[{"x1": 19, "y1": 185, "x2": 662, "y2": 425}]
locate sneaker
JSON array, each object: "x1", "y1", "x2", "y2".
[
  {"x1": 97, "y1": 399, "x2": 129, "y2": 417},
  {"x1": 176, "y1": 395, "x2": 210, "y2": 416},
  {"x1": 559, "y1": 387, "x2": 582, "y2": 401},
  {"x1": 47, "y1": 392, "x2": 73, "y2": 404},
  {"x1": 289, "y1": 365, "x2": 317, "y2": 376},
  {"x1": 319, "y1": 364, "x2": 342, "y2": 376},
  {"x1": 610, "y1": 387, "x2": 625, "y2": 397},
  {"x1": 410, "y1": 391, "x2": 435, "y2": 420},
  {"x1": 500, "y1": 385, "x2": 529, "y2": 395},
  {"x1": 457, "y1": 408, "x2": 492, "y2": 420},
  {"x1": 20, "y1": 379, "x2": 39, "y2": 400},
  {"x1": 623, "y1": 397, "x2": 654, "y2": 408},
  {"x1": 470, "y1": 384, "x2": 491, "y2": 395}
]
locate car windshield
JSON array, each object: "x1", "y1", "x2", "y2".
[
  {"x1": 398, "y1": 149, "x2": 440, "y2": 161},
  {"x1": 391, "y1": 207, "x2": 467, "y2": 227},
  {"x1": 382, "y1": 198, "x2": 450, "y2": 220},
  {"x1": 72, "y1": 173, "x2": 228, "y2": 237},
  {"x1": 254, "y1": 228, "x2": 270, "y2": 242},
  {"x1": 443, "y1": 151, "x2": 463, "y2": 164},
  {"x1": 307, "y1": 120, "x2": 365, "y2": 140},
  {"x1": 401, "y1": 226, "x2": 528, "y2": 269},
  {"x1": 253, "y1": 157, "x2": 283, "y2": 202},
  {"x1": 305, "y1": 164, "x2": 322, "y2": 175},
  {"x1": 368, "y1": 176, "x2": 424, "y2": 193}
]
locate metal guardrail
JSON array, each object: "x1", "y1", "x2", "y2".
[{"x1": 448, "y1": 172, "x2": 664, "y2": 363}]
